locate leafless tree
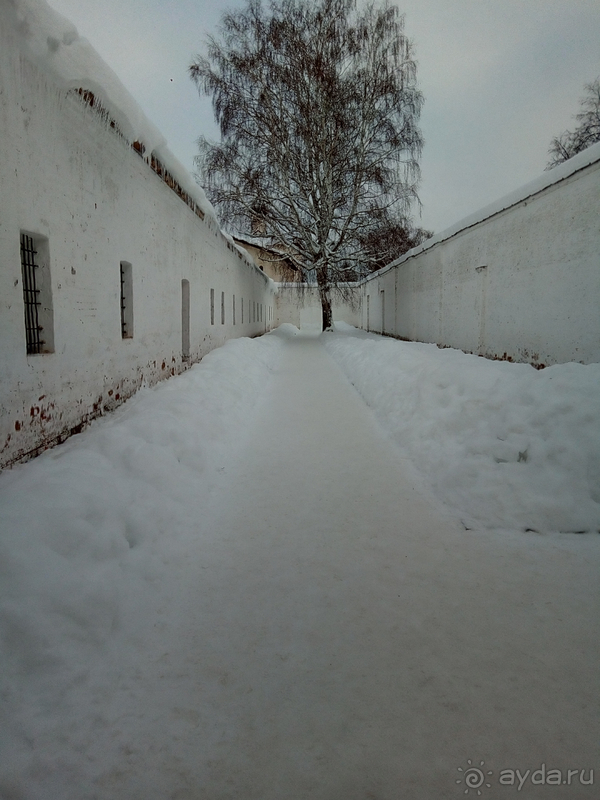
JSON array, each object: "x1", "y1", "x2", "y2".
[
  {"x1": 546, "y1": 78, "x2": 600, "y2": 169},
  {"x1": 190, "y1": 0, "x2": 423, "y2": 329},
  {"x1": 359, "y1": 218, "x2": 432, "y2": 274}
]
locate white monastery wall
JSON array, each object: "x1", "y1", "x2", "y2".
[
  {"x1": 0, "y1": 8, "x2": 275, "y2": 467},
  {"x1": 2, "y1": 0, "x2": 598, "y2": 468},
  {"x1": 361, "y1": 143, "x2": 600, "y2": 367},
  {"x1": 275, "y1": 285, "x2": 361, "y2": 330}
]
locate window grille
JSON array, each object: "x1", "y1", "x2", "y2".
[
  {"x1": 120, "y1": 262, "x2": 133, "y2": 338},
  {"x1": 120, "y1": 267, "x2": 126, "y2": 337},
  {"x1": 182, "y1": 279, "x2": 190, "y2": 361},
  {"x1": 20, "y1": 233, "x2": 43, "y2": 354}
]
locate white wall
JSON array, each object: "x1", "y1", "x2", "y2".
[
  {"x1": 275, "y1": 284, "x2": 361, "y2": 330},
  {"x1": 0, "y1": 23, "x2": 275, "y2": 467},
  {"x1": 3, "y1": 0, "x2": 597, "y2": 468},
  {"x1": 361, "y1": 144, "x2": 600, "y2": 367}
]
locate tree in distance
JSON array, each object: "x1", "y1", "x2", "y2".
[
  {"x1": 546, "y1": 78, "x2": 600, "y2": 169},
  {"x1": 360, "y1": 220, "x2": 433, "y2": 275},
  {"x1": 190, "y1": 0, "x2": 424, "y2": 329}
]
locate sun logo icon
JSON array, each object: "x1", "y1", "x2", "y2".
[{"x1": 456, "y1": 759, "x2": 493, "y2": 795}]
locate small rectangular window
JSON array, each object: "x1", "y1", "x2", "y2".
[
  {"x1": 20, "y1": 232, "x2": 54, "y2": 354},
  {"x1": 120, "y1": 261, "x2": 133, "y2": 338},
  {"x1": 210, "y1": 288, "x2": 215, "y2": 325},
  {"x1": 232, "y1": 294, "x2": 236, "y2": 325},
  {"x1": 221, "y1": 291, "x2": 225, "y2": 325},
  {"x1": 241, "y1": 298, "x2": 244, "y2": 324},
  {"x1": 182, "y1": 279, "x2": 190, "y2": 361}
]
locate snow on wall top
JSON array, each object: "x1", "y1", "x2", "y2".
[
  {"x1": 4, "y1": 0, "x2": 218, "y2": 227},
  {"x1": 369, "y1": 140, "x2": 600, "y2": 280}
]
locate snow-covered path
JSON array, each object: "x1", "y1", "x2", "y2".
[{"x1": 2, "y1": 329, "x2": 599, "y2": 799}]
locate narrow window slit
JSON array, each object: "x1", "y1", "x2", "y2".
[{"x1": 120, "y1": 261, "x2": 133, "y2": 338}]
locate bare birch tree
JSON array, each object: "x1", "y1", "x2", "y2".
[
  {"x1": 190, "y1": 0, "x2": 423, "y2": 329},
  {"x1": 546, "y1": 78, "x2": 600, "y2": 169}
]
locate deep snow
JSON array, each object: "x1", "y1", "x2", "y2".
[
  {"x1": 324, "y1": 323, "x2": 600, "y2": 533},
  {"x1": 0, "y1": 334, "x2": 286, "y2": 797},
  {"x1": 1, "y1": 327, "x2": 598, "y2": 798}
]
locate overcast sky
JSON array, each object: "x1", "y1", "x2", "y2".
[{"x1": 47, "y1": 0, "x2": 600, "y2": 234}]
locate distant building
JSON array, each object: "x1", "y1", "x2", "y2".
[{"x1": 232, "y1": 236, "x2": 303, "y2": 283}]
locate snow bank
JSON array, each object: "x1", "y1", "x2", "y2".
[
  {"x1": 271, "y1": 322, "x2": 301, "y2": 338},
  {"x1": 4, "y1": 0, "x2": 217, "y2": 224},
  {"x1": 0, "y1": 333, "x2": 283, "y2": 793},
  {"x1": 324, "y1": 325, "x2": 600, "y2": 533}
]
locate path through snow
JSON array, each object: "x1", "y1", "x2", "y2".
[{"x1": 1, "y1": 328, "x2": 598, "y2": 799}]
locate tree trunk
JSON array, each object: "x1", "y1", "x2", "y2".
[{"x1": 316, "y1": 267, "x2": 333, "y2": 331}]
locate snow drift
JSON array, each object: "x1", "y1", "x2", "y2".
[
  {"x1": 324, "y1": 324, "x2": 600, "y2": 533},
  {"x1": 0, "y1": 333, "x2": 284, "y2": 796}
]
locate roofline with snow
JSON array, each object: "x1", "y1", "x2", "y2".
[
  {"x1": 361, "y1": 141, "x2": 600, "y2": 284},
  {"x1": 7, "y1": 0, "x2": 272, "y2": 286}
]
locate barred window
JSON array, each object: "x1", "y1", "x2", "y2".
[
  {"x1": 120, "y1": 262, "x2": 133, "y2": 338},
  {"x1": 20, "y1": 232, "x2": 54, "y2": 354},
  {"x1": 182, "y1": 279, "x2": 190, "y2": 361}
]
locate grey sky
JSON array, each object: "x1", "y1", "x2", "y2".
[{"x1": 48, "y1": 0, "x2": 600, "y2": 233}]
